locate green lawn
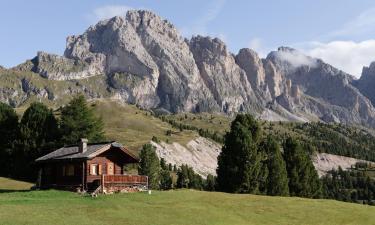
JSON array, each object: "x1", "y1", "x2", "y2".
[{"x1": 0, "y1": 188, "x2": 374, "y2": 225}]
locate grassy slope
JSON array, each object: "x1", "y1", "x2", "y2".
[
  {"x1": 0, "y1": 177, "x2": 33, "y2": 190},
  {"x1": 92, "y1": 100, "x2": 198, "y2": 153},
  {"x1": 0, "y1": 189, "x2": 374, "y2": 225}
]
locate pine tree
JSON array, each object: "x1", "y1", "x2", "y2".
[
  {"x1": 177, "y1": 164, "x2": 190, "y2": 188},
  {"x1": 18, "y1": 102, "x2": 59, "y2": 156},
  {"x1": 160, "y1": 169, "x2": 173, "y2": 190},
  {"x1": 216, "y1": 114, "x2": 263, "y2": 193},
  {"x1": 60, "y1": 95, "x2": 104, "y2": 145},
  {"x1": 205, "y1": 174, "x2": 216, "y2": 191},
  {"x1": 138, "y1": 144, "x2": 160, "y2": 189},
  {"x1": 0, "y1": 102, "x2": 18, "y2": 177},
  {"x1": 176, "y1": 164, "x2": 203, "y2": 190},
  {"x1": 283, "y1": 137, "x2": 321, "y2": 198},
  {"x1": 262, "y1": 136, "x2": 289, "y2": 196},
  {"x1": 14, "y1": 102, "x2": 60, "y2": 180}
]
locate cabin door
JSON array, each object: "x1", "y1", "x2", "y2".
[{"x1": 107, "y1": 162, "x2": 114, "y2": 175}]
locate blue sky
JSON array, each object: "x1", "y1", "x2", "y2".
[{"x1": 2, "y1": 0, "x2": 375, "y2": 77}]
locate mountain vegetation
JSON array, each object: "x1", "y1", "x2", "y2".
[
  {"x1": 216, "y1": 114, "x2": 321, "y2": 198},
  {"x1": 322, "y1": 163, "x2": 375, "y2": 205},
  {"x1": 59, "y1": 95, "x2": 105, "y2": 145},
  {"x1": 0, "y1": 95, "x2": 105, "y2": 181},
  {"x1": 162, "y1": 113, "x2": 375, "y2": 162}
]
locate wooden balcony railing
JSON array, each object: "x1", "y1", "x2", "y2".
[{"x1": 100, "y1": 174, "x2": 148, "y2": 193}]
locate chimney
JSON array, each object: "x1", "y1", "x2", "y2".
[{"x1": 79, "y1": 138, "x2": 88, "y2": 153}]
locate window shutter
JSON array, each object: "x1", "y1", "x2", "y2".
[{"x1": 98, "y1": 164, "x2": 102, "y2": 175}]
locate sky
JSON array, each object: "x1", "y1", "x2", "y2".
[{"x1": 2, "y1": 0, "x2": 375, "y2": 77}]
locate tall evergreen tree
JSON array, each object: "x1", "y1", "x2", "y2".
[
  {"x1": 205, "y1": 174, "x2": 216, "y2": 191},
  {"x1": 283, "y1": 137, "x2": 321, "y2": 198},
  {"x1": 176, "y1": 164, "x2": 203, "y2": 190},
  {"x1": 18, "y1": 102, "x2": 59, "y2": 155},
  {"x1": 159, "y1": 169, "x2": 173, "y2": 190},
  {"x1": 60, "y1": 95, "x2": 104, "y2": 145},
  {"x1": 13, "y1": 102, "x2": 59, "y2": 180},
  {"x1": 262, "y1": 136, "x2": 289, "y2": 196},
  {"x1": 138, "y1": 144, "x2": 160, "y2": 189},
  {"x1": 216, "y1": 114, "x2": 263, "y2": 193},
  {"x1": 0, "y1": 102, "x2": 18, "y2": 177}
]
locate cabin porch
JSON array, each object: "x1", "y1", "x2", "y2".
[{"x1": 91, "y1": 174, "x2": 148, "y2": 194}]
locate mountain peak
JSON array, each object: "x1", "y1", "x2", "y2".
[{"x1": 267, "y1": 46, "x2": 318, "y2": 71}]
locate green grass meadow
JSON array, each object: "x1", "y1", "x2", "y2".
[{"x1": 0, "y1": 178, "x2": 374, "y2": 225}]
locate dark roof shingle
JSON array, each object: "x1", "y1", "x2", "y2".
[{"x1": 36, "y1": 142, "x2": 114, "y2": 162}]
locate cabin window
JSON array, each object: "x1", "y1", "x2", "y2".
[
  {"x1": 62, "y1": 164, "x2": 75, "y2": 176},
  {"x1": 90, "y1": 164, "x2": 98, "y2": 175}
]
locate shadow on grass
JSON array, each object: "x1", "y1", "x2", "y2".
[{"x1": 0, "y1": 189, "x2": 33, "y2": 193}]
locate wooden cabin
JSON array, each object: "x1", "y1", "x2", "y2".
[{"x1": 35, "y1": 139, "x2": 148, "y2": 193}]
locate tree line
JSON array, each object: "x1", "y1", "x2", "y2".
[
  {"x1": 0, "y1": 95, "x2": 104, "y2": 181},
  {"x1": 322, "y1": 163, "x2": 375, "y2": 205},
  {"x1": 138, "y1": 143, "x2": 215, "y2": 191},
  {"x1": 138, "y1": 114, "x2": 322, "y2": 198},
  {"x1": 216, "y1": 114, "x2": 321, "y2": 198}
]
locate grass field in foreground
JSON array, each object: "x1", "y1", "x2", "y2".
[{"x1": 0, "y1": 188, "x2": 374, "y2": 225}]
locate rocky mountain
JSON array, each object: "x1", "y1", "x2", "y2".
[
  {"x1": 2, "y1": 10, "x2": 375, "y2": 129},
  {"x1": 353, "y1": 62, "x2": 375, "y2": 107}
]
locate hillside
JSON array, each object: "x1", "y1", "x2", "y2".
[
  {"x1": 91, "y1": 100, "x2": 198, "y2": 152},
  {"x1": 0, "y1": 188, "x2": 374, "y2": 225},
  {"x1": 162, "y1": 111, "x2": 375, "y2": 162},
  {"x1": 84, "y1": 99, "x2": 375, "y2": 176},
  {"x1": 0, "y1": 177, "x2": 33, "y2": 191}
]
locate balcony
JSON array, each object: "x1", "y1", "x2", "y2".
[{"x1": 100, "y1": 174, "x2": 148, "y2": 193}]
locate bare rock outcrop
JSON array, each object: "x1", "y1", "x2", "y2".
[
  {"x1": 353, "y1": 62, "x2": 375, "y2": 107},
  {"x1": 189, "y1": 36, "x2": 261, "y2": 114},
  {"x1": 312, "y1": 153, "x2": 374, "y2": 177},
  {"x1": 152, "y1": 137, "x2": 221, "y2": 177},
  {"x1": 31, "y1": 51, "x2": 105, "y2": 80}
]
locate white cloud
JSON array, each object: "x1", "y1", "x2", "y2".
[
  {"x1": 248, "y1": 37, "x2": 273, "y2": 57},
  {"x1": 181, "y1": 0, "x2": 226, "y2": 37},
  {"x1": 248, "y1": 38, "x2": 262, "y2": 52},
  {"x1": 87, "y1": 5, "x2": 133, "y2": 23},
  {"x1": 298, "y1": 40, "x2": 375, "y2": 78},
  {"x1": 274, "y1": 49, "x2": 318, "y2": 69},
  {"x1": 327, "y1": 8, "x2": 375, "y2": 39}
]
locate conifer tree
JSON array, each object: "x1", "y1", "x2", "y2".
[
  {"x1": 18, "y1": 102, "x2": 59, "y2": 156},
  {"x1": 283, "y1": 137, "x2": 321, "y2": 198},
  {"x1": 138, "y1": 144, "x2": 161, "y2": 189},
  {"x1": 13, "y1": 102, "x2": 59, "y2": 180},
  {"x1": 0, "y1": 102, "x2": 18, "y2": 177},
  {"x1": 262, "y1": 136, "x2": 289, "y2": 196},
  {"x1": 159, "y1": 169, "x2": 173, "y2": 190},
  {"x1": 205, "y1": 174, "x2": 216, "y2": 191},
  {"x1": 216, "y1": 114, "x2": 263, "y2": 193},
  {"x1": 60, "y1": 95, "x2": 104, "y2": 145}
]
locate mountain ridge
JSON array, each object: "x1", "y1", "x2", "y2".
[{"x1": 3, "y1": 9, "x2": 375, "y2": 129}]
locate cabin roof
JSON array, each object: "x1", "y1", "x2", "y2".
[{"x1": 35, "y1": 141, "x2": 138, "y2": 162}]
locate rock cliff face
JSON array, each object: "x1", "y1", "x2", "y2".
[
  {"x1": 354, "y1": 62, "x2": 375, "y2": 107},
  {"x1": 4, "y1": 9, "x2": 375, "y2": 129}
]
